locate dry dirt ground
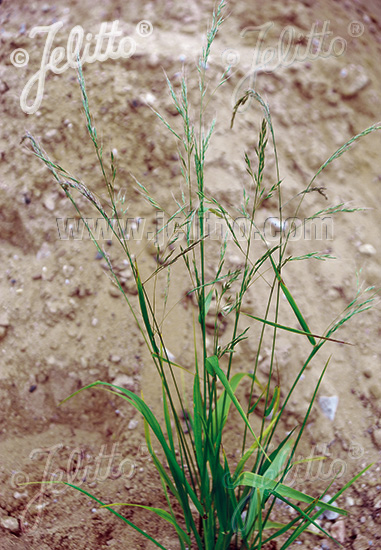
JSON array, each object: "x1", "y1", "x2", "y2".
[{"x1": 0, "y1": 0, "x2": 381, "y2": 549}]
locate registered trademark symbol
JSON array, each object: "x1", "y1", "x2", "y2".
[
  {"x1": 348, "y1": 20, "x2": 364, "y2": 38},
  {"x1": 136, "y1": 20, "x2": 153, "y2": 37}
]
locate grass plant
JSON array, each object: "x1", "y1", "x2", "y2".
[{"x1": 24, "y1": 2, "x2": 381, "y2": 548}]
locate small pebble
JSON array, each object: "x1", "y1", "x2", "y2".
[
  {"x1": 0, "y1": 517, "x2": 19, "y2": 532},
  {"x1": 45, "y1": 129, "x2": 58, "y2": 139},
  {"x1": 47, "y1": 356, "x2": 56, "y2": 366},
  {"x1": 321, "y1": 494, "x2": 340, "y2": 520},
  {"x1": 144, "y1": 92, "x2": 156, "y2": 104},
  {"x1": 372, "y1": 429, "x2": 381, "y2": 448},
  {"x1": 36, "y1": 242, "x2": 51, "y2": 260},
  {"x1": 306, "y1": 520, "x2": 321, "y2": 534},
  {"x1": 109, "y1": 286, "x2": 120, "y2": 298},
  {"x1": 318, "y1": 395, "x2": 339, "y2": 421},
  {"x1": 128, "y1": 419, "x2": 138, "y2": 430},
  {"x1": 337, "y1": 64, "x2": 369, "y2": 98},
  {"x1": 345, "y1": 496, "x2": 355, "y2": 507},
  {"x1": 0, "y1": 311, "x2": 9, "y2": 326},
  {"x1": 164, "y1": 348, "x2": 176, "y2": 362},
  {"x1": 14, "y1": 491, "x2": 28, "y2": 499},
  {"x1": 62, "y1": 264, "x2": 74, "y2": 276},
  {"x1": 352, "y1": 535, "x2": 372, "y2": 550},
  {"x1": 331, "y1": 519, "x2": 346, "y2": 543},
  {"x1": 43, "y1": 195, "x2": 55, "y2": 211},
  {"x1": 358, "y1": 243, "x2": 376, "y2": 256},
  {"x1": 113, "y1": 374, "x2": 135, "y2": 391},
  {"x1": 369, "y1": 385, "x2": 381, "y2": 400}
]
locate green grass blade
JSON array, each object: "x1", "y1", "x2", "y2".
[
  {"x1": 62, "y1": 382, "x2": 204, "y2": 518},
  {"x1": 193, "y1": 373, "x2": 205, "y2": 475},
  {"x1": 234, "y1": 472, "x2": 347, "y2": 516},
  {"x1": 151, "y1": 353, "x2": 192, "y2": 373},
  {"x1": 284, "y1": 462, "x2": 374, "y2": 546},
  {"x1": 199, "y1": 288, "x2": 213, "y2": 324},
  {"x1": 143, "y1": 418, "x2": 179, "y2": 500},
  {"x1": 206, "y1": 356, "x2": 270, "y2": 461},
  {"x1": 244, "y1": 313, "x2": 351, "y2": 345},
  {"x1": 273, "y1": 493, "x2": 337, "y2": 545},
  {"x1": 264, "y1": 386, "x2": 279, "y2": 418},
  {"x1": 61, "y1": 483, "x2": 168, "y2": 550},
  {"x1": 136, "y1": 266, "x2": 159, "y2": 354},
  {"x1": 102, "y1": 503, "x2": 191, "y2": 545},
  {"x1": 213, "y1": 372, "x2": 261, "y2": 432},
  {"x1": 268, "y1": 253, "x2": 316, "y2": 345},
  {"x1": 259, "y1": 435, "x2": 294, "y2": 480},
  {"x1": 162, "y1": 385, "x2": 175, "y2": 454}
]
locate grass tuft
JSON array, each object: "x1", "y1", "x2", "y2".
[{"x1": 22, "y1": 3, "x2": 380, "y2": 548}]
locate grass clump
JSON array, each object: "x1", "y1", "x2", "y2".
[{"x1": 24, "y1": 2, "x2": 380, "y2": 548}]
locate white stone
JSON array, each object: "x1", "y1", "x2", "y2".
[
  {"x1": 128, "y1": 419, "x2": 138, "y2": 430},
  {"x1": 144, "y1": 92, "x2": 156, "y2": 104},
  {"x1": 36, "y1": 242, "x2": 51, "y2": 260},
  {"x1": 13, "y1": 491, "x2": 28, "y2": 499},
  {"x1": 113, "y1": 374, "x2": 135, "y2": 392},
  {"x1": 45, "y1": 129, "x2": 58, "y2": 139},
  {"x1": 318, "y1": 395, "x2": 338, "y2": 421},
  {"x1": 321, "y1": 494, "x2": 340, "y2": 520},
  {"x1": 330, "y1": 519, "x2": 346, "y2": 543},
  {"x1": 358, "y1": 243, "x2": 376, "y2": 256},
  {"x1": 0, "y1": 311, "x2": 10, "y2": 326},
  {"x1": 43, "y1": 194, "x2": 56, "y2": 211},
  {"x1": 1, "y1": 517, "x2": 19, "y2": 532}
]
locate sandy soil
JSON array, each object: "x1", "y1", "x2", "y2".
[{"x1": 0, "y1": 0, "x2": 380, "y2": 549}]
